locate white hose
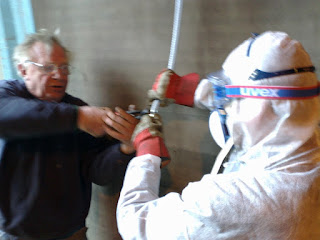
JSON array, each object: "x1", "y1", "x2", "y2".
[
  {"x1": 150, "y1": 0, "x2": 184, "y2": 115},
  {"x1": 168, "y1": 0, "x2": 183, "y2": 70}
]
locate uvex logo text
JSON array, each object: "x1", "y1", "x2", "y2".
[{"x1": 240, "y1": 88, "x2": 279, "y2": 97}]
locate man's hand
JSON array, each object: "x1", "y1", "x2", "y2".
[
  {"x1": 102, "y1": 107, "x2": 139, "y2": 154},
  {"x1": 148, "y1": 69, "x2": 200, "y2": 107},
  {"x1": 77, "y1": 106, "x2": 138, "y2": 154},
  {"x1": 77, "y1": 106, "x2": 113, "y2": 137}
]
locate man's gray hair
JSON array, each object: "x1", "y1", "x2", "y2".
[{"x1": 13, "y1": 29, "x2": 71, "y2": 74}]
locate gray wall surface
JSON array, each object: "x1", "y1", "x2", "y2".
[{"x1": 31, "y1": 0, "x2": 320, "y2": 239}]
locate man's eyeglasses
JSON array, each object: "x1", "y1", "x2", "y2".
[{"x1": 25, "y1": 60, "x2": 70, "y2": 75}]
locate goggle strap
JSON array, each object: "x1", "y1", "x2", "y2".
[
  {"x1": 225, "y1": 84, "x2": 320, "y2": 99},
  {"x1": 216, "y1": 108, "x2": 230, "y2": 142},
  {"x1": 249, "y1": 66, "x2": 315, "y2": 80}
]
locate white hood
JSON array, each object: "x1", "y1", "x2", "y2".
[{"x1": 222, "y1": 31, "x2": 320, "y2": 171}]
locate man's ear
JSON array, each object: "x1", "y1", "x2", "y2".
[{"x1": 17, "y1": 64, "x2": 27, "y2": 78}]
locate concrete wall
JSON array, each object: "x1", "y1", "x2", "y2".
[{"x1": 31, "y1": 0, "x2": 320, "y2": 239}]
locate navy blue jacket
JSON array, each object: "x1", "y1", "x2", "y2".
[{"x1": 0, "y1": 79, "x2": 134, "y2": 239}]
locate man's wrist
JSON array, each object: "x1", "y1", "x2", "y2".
[{"x1": 120, "y1": 143, "x2": 136, "y2": 155}]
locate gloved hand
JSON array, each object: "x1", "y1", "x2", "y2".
[
  {"x1": 132, "y1": 113, "x2": 170, "y2": 168},
  {"x1": 148, "y1": 69, "x2": 200, "y2": 107}
]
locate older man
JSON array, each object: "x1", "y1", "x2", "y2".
[{"x1": 0, "y1": 29, "x2": 138, "y2": 240}]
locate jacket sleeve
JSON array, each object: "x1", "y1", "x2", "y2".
[
  {"x1": 79, "y1": 133, "x2": 135, "y2": 186},
  {"x1": 0, "y1": 81, "x2": 78, "y2": 139},
  {"x1": 116, "y1": 154, "x2": 189, "y2": 240}
]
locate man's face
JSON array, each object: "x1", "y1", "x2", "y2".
[{"x1": 20, "y1": 42, "x2": 69, "y2": 102}]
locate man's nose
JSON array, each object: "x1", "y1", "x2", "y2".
[{"x1": 51, "y1": 68, "x2": 67, "y2": 79}]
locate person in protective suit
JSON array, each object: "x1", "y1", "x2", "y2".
[{"x1": 116, "y1": 31, "x2": 320, "y2": 240}]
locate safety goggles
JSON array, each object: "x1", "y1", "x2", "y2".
[
  {"x1": 208, "y1": 67, "x2": 319, "y2": 109},
  {"x1": 207, "y1": 67, "x2": 319, "y2": 144}
]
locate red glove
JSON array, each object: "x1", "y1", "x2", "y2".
[
  {"x1": 148, "y1": 69, "x2": 200, "y2": 107},
  {"x1": 132, "y1": 114, "x2": 170, "y2": 168}
]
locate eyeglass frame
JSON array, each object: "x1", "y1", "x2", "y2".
[{"x1": 24, "y1": 60, "x2": 70, "y2": 75}]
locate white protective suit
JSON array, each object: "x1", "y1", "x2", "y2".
[{"x1": 117, "y1": 31, "x2": 320, "y2": 240}]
